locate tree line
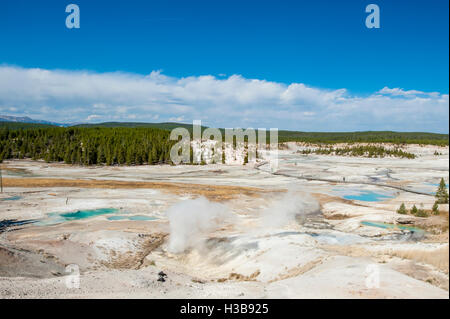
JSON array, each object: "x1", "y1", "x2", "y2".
[
  {"x1": 278, "y1": 131, "x2": 449, "y2": 146},
  {"x1": 299, "y1": 145, "x2": 416, "y2": 159},
  {"x1": 0, "y1": 127, "x2": 176, "y2": 165},
  {"x1": 2, "y1": 122, "x2": 448, "y2": 146}
]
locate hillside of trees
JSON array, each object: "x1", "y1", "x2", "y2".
[
  {"x1": 73, "y1": 122, "x2": 205, "y2": 131},
  {"x1": 0, "y1": 127, "x2": 175, "y2": 165},
  {"x1": 0, "y1": 121, "x2": 56, "y2": 130}
]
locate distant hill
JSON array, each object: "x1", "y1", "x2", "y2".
[
  {"x1": 73, "y1": 122, "x2": 203, "y2": 131},
  {"x1": 0, "y1": 115, "x2": 35, "y2": 122},
  {"x1": 0, "y1": 116, "x2": 203, "y2": 131},
  {"x1": 0, "y1": 115, "x2": 64, "y2": 127},
  {"x1": 0, "y1": 121, "x2": 57, "y2": 129}
]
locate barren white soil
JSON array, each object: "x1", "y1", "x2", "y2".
[{"x1": 0, "y1": 143, "x2": 448, "y2": 298}]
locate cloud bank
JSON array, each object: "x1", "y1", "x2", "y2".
[{"x1": 0, "y1": 66, "x2": 448, "y2": 132}]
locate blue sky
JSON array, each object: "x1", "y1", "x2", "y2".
[{"x1": 0, "y1": 0, "x2": 448, "y2": 132}]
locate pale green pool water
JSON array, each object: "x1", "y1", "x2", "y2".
[
  {"x1": 36, "y1": 208, "x2": 157, "y2": 225},
  {"x1": 361, "y1": 221, "x2": 423, "y2": 233},
  {"x1": 37, "y1": 208, "x2": 119, "y2": 225}
]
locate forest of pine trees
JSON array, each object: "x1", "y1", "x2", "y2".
[{"x1": 0, "y1": 127, "x2": 176, "y2": 165}]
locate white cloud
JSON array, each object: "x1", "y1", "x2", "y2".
[
  {"x1": 169, "y1": 116, "x2": 185, "y2": 122},
  {"x1": 86, "y1": 114, "x2": 101, "y2": 121},
  {"x1": 0, "y1": 66, "x2": 448, "y2": 132},
  {"x1": 378, "y1": 86, "x2": 441, "y2": 98}
]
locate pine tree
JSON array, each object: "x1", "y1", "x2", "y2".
[
  {"x1": 151, "y1": 145, "x2": 158, "y2": 163},
  {"x1": 435, "y1": 178, "x2": 449, "y2": 204},
  {"x1": 97, "y1": 145, "x2": 106, "y2": 164},
  {"x1": 432, "y1": 202, "x2": 439, "y2": 215},
  {"x1": 64, "y1": 147, "x2": 72, "y2": 164},
  {"x1": 147, "y1": 152, "x2": 153, "y2": 165},
  {"x1": 396, "y1": 203, "x2": 407, "y2": 214},
  {"x1": 416, "y1": 208, "x2": 428, "y2": 218},
  {"x1": 410, "y1": 205, "x2": 418, "y2": 215},
  {"x1": 117, "y1": 147, "x2": 125, "y2": 165},
  {"x1": 126, "y1": 146, "x2": 134, "y2": 165}
]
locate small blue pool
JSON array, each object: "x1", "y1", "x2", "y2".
[
  {"x1": 343, "y1": 190, "x2": 394, "y2": 202},
  {"x1": 57, "y1": 208, "x2": 118, "y2": 220},
  {"x1": 427, "y1": 182, "x2": 449, "y2": 195},
  {"x1": 37, "y1": 208, "x2": 120, "y2": 225},
  {"x1": 36, "y1": 208, "x2": 157, "y2": 225},
  {"x1": 1, "y1": 196, "x2": 22, "y2": 201},
  {"x1": 428, "y1": 182, "x2": 449, "y2": 188}
]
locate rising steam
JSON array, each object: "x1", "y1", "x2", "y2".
[
  {"x1": 165, "y1": 190, "x2": 320, "y2": 254},
  {"x1": 259, "y1": 190, "x2": 320, "y2": 229},
  {"x1": 166, "y1": 197, "x2": 233, "y2": 254}
]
